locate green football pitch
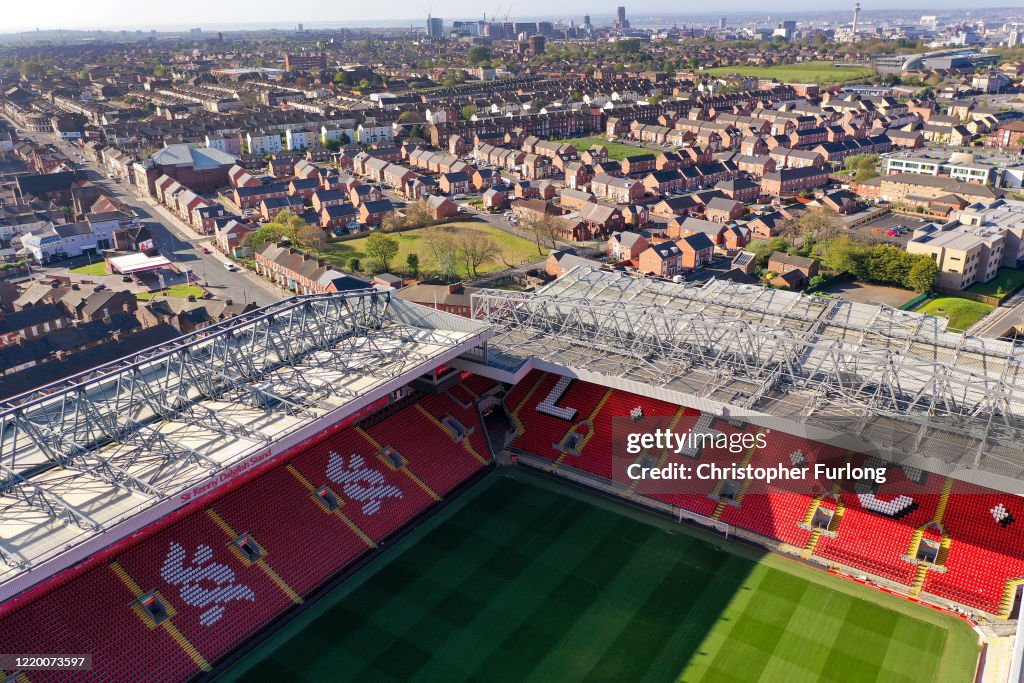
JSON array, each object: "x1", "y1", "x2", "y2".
[{"x1": 217, "y1": 471, "x2": 979, "y2": 683}]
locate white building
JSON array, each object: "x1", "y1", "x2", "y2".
[
  {"x1": 285, "y1": 128, "x2": 320, "y2": 151},
  {"x1": 246, "y1": 131, "x2": 284, "y2": 156},
  {"x1": 356, "y1": 123, "x2": 394, "y2": 145}
]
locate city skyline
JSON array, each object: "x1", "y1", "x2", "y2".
[{"x1": 3, "y1": 1, "x2": 1020, "y2": 34}]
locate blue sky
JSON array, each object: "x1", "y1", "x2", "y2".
[{"x1": 3, "y1": 0, "x2": 1016, "y2": 33}]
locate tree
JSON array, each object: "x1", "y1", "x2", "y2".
[
  {"x1": 348, "y1": 257, "x2": 361, "y2": 273},
  {"x1": 295, "y1": 223, "x2": 325, "y2": 255},
  {"x1": 365, "y1": 232, "x2": 399, "y2": 272},
  {"x1": 461, "y1": 104, "x2": 478, "y2": 121},
  {"x1": 398, "y1": 110, "x2": 419, "y2": 123},
  {"x1": 796, "y1": 207, "x2": 841, "y2": 245},
  {"x1": 424, "y1": 231, "x2": 461, "y2": 282},
  {"x1": 406, "y1": 253, "x2": 420, "y2": 277},
  {"x1": 820, "y1": 236, "x2": 865, "y2": 276},
  {"x1": 521, "y1": 212, "x2": 563, "y2": 255},
  {"x1": 244, "y1": 210, "x2": 305, "y2": 250},
  {"x1": 906, "y1": 256, "x2": 939, "y2": 293},
  {"x1": 467, "y1": 45, "x2": 492, "y2": 65},
  {"x1": 615, "y1": 39, "x2": 641, "y2": 55},
  {"x1": 458, "y1": 232, "x2": 501, "y2": 278}
]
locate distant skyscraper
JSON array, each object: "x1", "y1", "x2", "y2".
[
  {"x1": 427, "y1": 16, "x2": 444, "y2": 38},
  {"x1": 614, "y1": 6, "x2": 629, "y2": 30},
  {"x1": 583, "y1": 14, "x2": 591, "y2": 28},
  {"x1": 851, "y1": 3, "x2": 860, "y2": 36},
  {"x1": 297, "y1": 23, "x2": 304, "y2": 32},
  {"x1": 719, "y1": 17, "x2": 727, "y2": 29}
]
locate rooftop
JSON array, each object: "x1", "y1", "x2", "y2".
[{"x1": 0, "y1": 292, "x2": 489, "y2": 599}]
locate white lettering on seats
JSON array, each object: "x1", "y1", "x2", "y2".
[
  {"x1": 326, "y1": 452, "x2": 404, "y2": 515},
  {"x1": 160, "y1": 542, "x2": 256, "y2": 626}
]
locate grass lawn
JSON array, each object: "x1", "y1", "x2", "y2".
[
  {"x1": 69, "y1": 262, "x2": 108, "y2": 276},
  {"x1": 320, "y1": 221, "x2": 541, "y2": 275},
  {"x1": 135, "y1": 284, "x2": 206, "y2": 301},
  {"x1": 554, "y1": 136, "x2": 649, "y2": 161},
  {"x1": 916, "y1": 296, "x2": 994, "y2": 331},
  {"x1": 705, "y1": 61, "x2": 876, "y2": 85},
  {"x1": 219, "y1": 471, "x2": 978, "y2": 683},
  {"x1": 966, "y1": 268, "x2": 1024, "y2": 298}
]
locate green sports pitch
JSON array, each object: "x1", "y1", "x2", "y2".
[{"x1": 217, "y1": 471, "x2": 979, "y2": 683}]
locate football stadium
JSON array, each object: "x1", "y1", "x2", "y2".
[{"x1": 1, "y1": 269, "x2": 1024, "y2": 682}]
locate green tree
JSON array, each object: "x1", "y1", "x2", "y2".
[
  {"x1": 365, "y1": 232, "x2": 400, "y2": 272},
  {"x1": 244, "y1": 210, "x2": 306, "y2": 250},
  {"x1": 406, "y1": 253, "x2": 420, "y2": 277},
  {"x1": 467, "y1": 46, "x2": 492, "y2": 65},
  {"x1": 615, "y1": 39, "x2": 641, "y2": 55},
  {"x1": 461, "y1": 104, "x2": 478, "y2": 121},
  {"x1": 906, "y1": 256, "x2": 939, "y2": 293},
  {"x1": 348, "y1": 257, "x2": 361, "y2": 273}
]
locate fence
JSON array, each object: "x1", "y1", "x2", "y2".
[{"x1": 900, "y1": 291, "x2": 932, "y2": 311}]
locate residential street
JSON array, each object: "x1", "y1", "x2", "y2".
[{"x1": 8, "y1": 123, "x2": 282, "y2": 307}]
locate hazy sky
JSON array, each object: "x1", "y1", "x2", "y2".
[{"x1": 3, "y1": 0, "x2": 1017, "y2": 32}]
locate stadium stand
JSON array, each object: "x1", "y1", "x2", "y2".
[
  {"x1": 0, "y1": 385, "x2": 493, "y2": 682},
  {"x1": 507, "y1": 370, "x2": 1024, "y2": 616}
]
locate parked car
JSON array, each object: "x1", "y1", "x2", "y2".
[{"x1": 201, "y1": 246, "x2": 211, "y2": 254}]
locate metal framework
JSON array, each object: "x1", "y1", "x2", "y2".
[
  {"x1": 472, "y1": 267, "x2": 1024, "y2": 484},
  {"x1": 0, "y1": 290, "x2": 490, "y2": 579}
]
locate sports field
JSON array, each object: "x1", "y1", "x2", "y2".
[
  {"x1": 705, "y1": 61, "x2": 875, "y2": 85},
  {"x1": 217, "y1": 472, "x2": 978, "y2": 682}
]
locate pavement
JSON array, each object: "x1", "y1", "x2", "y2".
[
  {"x1": 968, "y1": 289, "x2": 1024, "y2": 339},
  {"x1": 8, "y1": 125, "x2": 282, "y2": 308}
]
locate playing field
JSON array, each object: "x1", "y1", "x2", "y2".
[
  {"x1": 217, "y1": 472, "x2": 978, "y2": 683},
  {"x1": 320, "y1": 221, "x2": 540, "y2": 274},
  {"x1": 555, "y1": 136, "x2": 650, "y2": 161},
  {"x1": 705, "y1": 61, "x2": 875, "y2": 85}
]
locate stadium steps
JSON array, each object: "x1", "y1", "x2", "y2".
[
  {"x1": 909, "y1": 563, "x2": 929, "y2": 597},
  {"x1": 414, "y1": 403, "x2": 489, "y2": 466},
  {"x1": 285, "y1": 465, "x2": 378, "y2": 549},
  {"x1": 509, "y1": 373, "x2": 547, "y2": 435},
  {"x1": 624, "y1": 405, "x2": 689, "y2": 497},
  {"x1": 356, "y1": 426, "x2": 443, "y2": 501},
  {"x1": 710, "y1": 431, "x2": 763, "y2": 520},
  {"x1": 205, "y1": 509, "x2": 303, "y2": 605},
  {"x1": 802, "y1": 529, "x2": 823, "y2": 558},
  {"x1": 935, "y1": 535, "x2": 952, "y2": 568},
  {"x1": 906, "y1": 527, "x2": 926, "y2": 558},
  {"x1": 550, "y1": 389, "x2": 615, "y2": 472},
  {"x1": 933, "y1": 477, "x2": 955, "y2": 523},
  {"x1": 109, "y1": 562, "x2": 212, "y2": 672},
  {"x1": 998, "y1": 579, "x2": 1024, "y2": 618},
  {"x1": 825, "y1": 499, "x2": 845, "y2": 534},
  {"x1": 573, "y1": 388, "x2": 615, "y2": 452}
]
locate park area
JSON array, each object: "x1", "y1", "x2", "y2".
[
  {"x1": 320, "y1": 221, "x2": 541, "y2": 276},
  {"x1": 915, "y1": 296, "x2": 994, "y2": 331},
  {"x1": 555, "y1": 136, "x2": 648, "y2": 161},
  {"x1": 706, "y1": 61, "x2": 876, "y2": 84}
]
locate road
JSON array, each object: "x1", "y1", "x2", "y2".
[
  {"x1": 8, "y1": 123, "x2": 281, "y2": 307},
  {"x1": 968, "y1": 290, "x2": 1024, "y2": 339}
]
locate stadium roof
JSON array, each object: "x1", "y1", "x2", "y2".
[
  {"x1": 0, "y1": 290, "x2": 490, "y2": 599},
  {"x1": 469, "y1": 266, "x2": 1024, "y2": 494}
]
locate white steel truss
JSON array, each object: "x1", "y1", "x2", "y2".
[{"x1": 471, "y1": 267, "x2": 1024, "y2": 480}]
